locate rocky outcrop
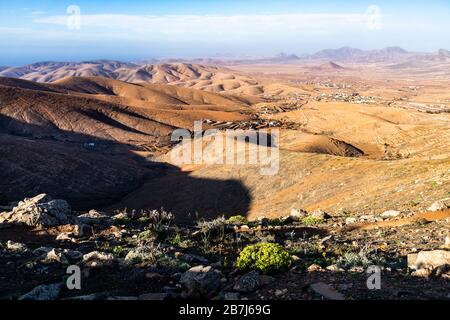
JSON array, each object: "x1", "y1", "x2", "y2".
[{"x1": 0, "y1": 194, "x2": 72, "y2": 227}]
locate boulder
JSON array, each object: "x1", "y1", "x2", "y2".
[
  {"x1": 407, "y1": 250, "x2": 450, "y2": 270},
  {"x1": 19, "y1": 283, "x2": 63, "y2": 300},
  {"x1": 233, "y1": 270, "x2": 261, "y2": 293},
  {"x1": 180, "y1": 265, "x2": 222, "y2": 298},
  {"x1": 427, "y1": 199, "x2": 449, "y2": 212},
  {"x1": 0, "y1": 194, "x2": 72, "y2": 227}
]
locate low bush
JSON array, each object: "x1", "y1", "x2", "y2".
[{"x1": 237, "y1": 243, "x2": 292, "y2": 274}]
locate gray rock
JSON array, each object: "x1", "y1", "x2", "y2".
[
  {"x1": 77, "y1": 210, "x2": 112, "y2": 226},
  {"x1": 176, "y1": 253, "x2": 209, "y2": 264},
  {"x1": 19, "y1": 283, "x2": 63, "y2": 300},
  {"x1": 233, "y1": 270, "x2": 261, "y2": 293},
  {"x1": 180, "y1": 265, "x2": 223, "y2": 298},
  {"x1": 82, "y1": 251, "x2": 115, "y2": 267},
  {"x1": 381, "y1": 210, "x2": 401, "y2": 218},
  {"x1": 0, "y1": 194, "x2": 72, "y2": 227},
  {"x1": 65, "y1": 293, "x2": 104, "y2": 300},
  {"x1": 138, "y1": 292, "x2": 168, "y2": 300},
  {"x1": 224, "y1": 292, "x2": 241, "y2": 300},
  {"x1": 310, "y1": 282, "x2": 345, "y2": 300}
]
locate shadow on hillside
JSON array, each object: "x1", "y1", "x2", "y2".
[{"x1": 0, "y1": 114, "x2": 251, "y2": 222}]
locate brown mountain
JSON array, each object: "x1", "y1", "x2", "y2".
[
  {"x1": 0, "y1": 61, "x2": 264, "y2": 95},
  {"x1": 0, "y1": 76, "x2": 252, "y2": 210}
]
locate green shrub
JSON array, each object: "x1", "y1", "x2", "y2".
[
  {"x1": 227, "y1": 215, "x2": 247, "y2": 225},
  {"x1": 301, "y1": 216, "x2": 322, "y2": 226},
  {"x1": 237, "y1": 243, "x2": 292, "y2": 274}
]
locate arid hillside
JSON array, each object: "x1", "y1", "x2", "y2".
[
  {"x1": 0, "y1": 61, "x2": 269, "y2": 96},
  {"x1": 0, "y1": 76, "x2": 253, "y2": 209}
]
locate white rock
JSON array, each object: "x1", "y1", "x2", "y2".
[
  {"x1": 427, "y1": 199, "x2": 449, "y2": 212},
  {"x1": 82, "y1": 251, "x2": 115, "y2": 267},
  {"x1": 290, "y1": 208, "x2": 307, "y2": 218},
  {"x1": 407, "y1": 250, "x2": 450, "y2": 270},
  {"x1": 345, "y1": 217, "x2": 357, "y2": 225},
  {"x1": 381, "y1": 210, "x2": 401, "y2": 218}
]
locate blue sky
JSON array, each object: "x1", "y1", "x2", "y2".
[{"x1": 0, "y1": 0, "x2": 449, "y2": 65}]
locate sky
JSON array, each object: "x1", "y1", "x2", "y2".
[{"x1": 0, "y1": 0, "x2": 449, "y2": 65}]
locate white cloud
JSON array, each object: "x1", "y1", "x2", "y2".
[
  {"x1": 30, "y1": 11, "x2": 46, "y2": 16},
  {"x1": 34, "y1": 13, "x2": 371, "y2": 37}
]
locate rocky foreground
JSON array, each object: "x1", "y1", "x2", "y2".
[{"x1": 0, "y1": 194, "x2": 449, "y2": 300}]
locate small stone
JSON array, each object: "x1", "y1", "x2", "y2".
[
  {"x1": 411, "y1": 269, "x2": 431, "y2": 277},
  {"x1": 138, "y1": 293, "x2": 168, "y2": 300},
  {"x1": 233, "y1": 270, "x2": 260, "y2": 293},
  {"x1": 310, "y1": 282, "x2": 345, "y2": 300},
  {"x1": 381, "y1": 210, "x2": 401, "y2": 218},
  {"x1": 345, "y1": 217, "x2": 357, "y2": 225},
  {"x1": 77, "y1": 210, "x2": 112, "y2": 226},
  {"x1": 82, "y1": 251, "x2": 115, "y2": 267},
  {"x1": 444, "y1": 236, "x2": 450, "y2": 249},
  {"x1": 6, "y1": 240, "x2": 28, "y2": 253},
  {"x1": 307, "y1": 264, "x2": 323, "y2": 272},
  {"x1": 326, "y1": 264, "x2": 343, "y2": 272},
  {"x1": 56, "y1": 232, "x2": 76, "y2": 242},
  {"x1": 259, "y1": 275, "x2": 276, "y2": 286},
  {"x1": 42, "y1": 248, "x2": 69, "y2": 264},
  {"x1": 239, "y1": 225, "x2": 250, "y2": 231},
  {"x1": 224, "y1": 292, "x2": 241, "y2": 300},
  {"x1": 180, "y1": 265, "x2": 223, "y2": 298},
  {"x1": 311, "y1": 209, "x2": 330, "y2": 220},
  {"x1": 19, "y1": 283, "x2": 63, "y2": 300},
  {"x1": 290, "y1": 208, "x2": 307, "y2": 219}
]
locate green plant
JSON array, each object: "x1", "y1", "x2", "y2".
[
  {"x1": 112, "y1": 245, "x2": 125, "y2": 256},
  {"x1": 237, "y1": 243, "x2": 292, "y2": 274},
  {"x1": 140, "y1": 208, "x2": 174, "y2": 240},
  {"x1": 169, "y1": 233, "x2": 183, "y2": 246},
  {"x1": 301, "y1": 216, "x2": 322, "y2": 226},
  {"x1": 124, "y1": 243, "x2": 162, "y2": 265},
  {"x1": 336, "y1": 245, "x2": 386, "y2": 269},
  {"x1": 197, "y1": 216, "x2": 226, "y2": 253},
  {"x1": 138, "y1": 230, "x2": 156, "y2": 243},
  {"x1": 227, "y1": 215, "x2": 247, "y2": 225}
]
